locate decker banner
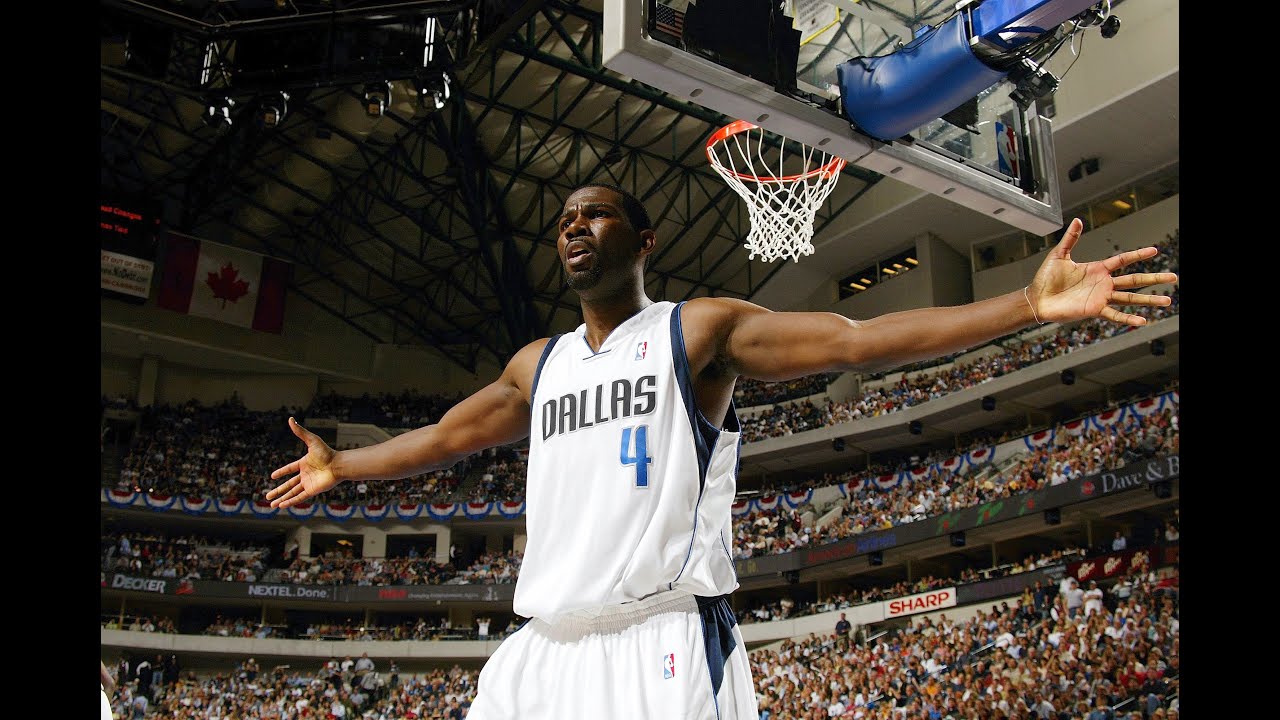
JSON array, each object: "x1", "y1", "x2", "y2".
[{"x1": 882, "y1": 587, "x2": 958, "y2": 620}]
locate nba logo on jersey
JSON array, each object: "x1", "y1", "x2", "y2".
[
  {"x1": 635, "y1": 341, "x2": 648, "y2": 360},
  {"x1": 663, "y1": 652, "x2": 675, "y2": 679}
]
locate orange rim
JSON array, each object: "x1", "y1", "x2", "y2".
[{"x1": 706, "y1": 120, "x2": 847, "y2": 182}]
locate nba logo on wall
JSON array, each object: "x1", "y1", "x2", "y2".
[
  {"x1": 663, "y1": 653, "x2": 675, "y2": 679},
  {"x1": 635, "y1": 341, "x2": 648, "y2": 360}
]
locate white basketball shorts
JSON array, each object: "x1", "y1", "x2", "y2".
[{"x1": 466, "y1": 591, "x2": 758, "y2": 720}]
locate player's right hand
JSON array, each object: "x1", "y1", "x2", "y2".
[{"x1": 266, "y1": 417, "x2": 340, "y2": 508}]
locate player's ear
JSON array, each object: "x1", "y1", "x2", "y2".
[{"x1": 638, "y1": 228, "x2": 657, "y2": 258}]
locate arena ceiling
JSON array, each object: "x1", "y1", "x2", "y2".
[{"x1": 100, "y1": 0, "x2": 1178, "y2": 375}]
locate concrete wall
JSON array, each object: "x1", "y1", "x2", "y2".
[{"x1": 1044, "y1": 0, "x2": 1178, "y2": 130}]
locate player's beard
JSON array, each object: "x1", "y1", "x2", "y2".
[{"x1": 565, "y1": 261, "x2": 604, "y2": 292}]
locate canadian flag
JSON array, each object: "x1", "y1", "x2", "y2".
[{"x1": 157, "y1": 233, "x2": 290, "y2": 333}]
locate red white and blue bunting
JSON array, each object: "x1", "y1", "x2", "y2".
[
  {"x1": 216, "y1": 497, "x2": 246, "y2": 515},
  {"x1": 967, "y1": 446, "x2": 995, "y2": 467},
  {"x1": 360, "y1": 504, "x2": 390, "y2": 521},
  {"x1": 731, "y1": 499, "x2": 752, "y2": 516},
  {"x1": 426, "y1": 503, "x2": 459, "y2": 521},
  {"x1": 1165, "y1": 390, "x2": 1178, "y2": 406},
  {"x1": 393, "y1": 504, "x2": 423, "y2": 520},
  {"x1": 838, "y1": 477, "x2": 870, "y2": 497},
  {"x1": 1024, "y1": 428, "x2": 1055, "y2": 449},
  {"x1": 754, "y1": 495, "x2": 781, "y2": 512},
  {"x1": 872, "y1": 473, "x2": 901, "y2": 491},
  {"x1": 250, "y1": 500, "x2": 279, "y2": 518},
  {"x1": 783, "y1": 489, "x2": 813, "y2": 508},
  {"x1": 1127, "y1": 396, "x2": 1163, "y2": 418},
  {"x1": 144, "y1": 493, "x2": 176, "y2": 510},
  {"x1": 105, "y1": 488, "x2": 138, "y2": 507},
  {"x1": 497, "y1": 500, "x2": 526, "y2": 519},
  {"x1": 1061, "y1": 419, "x2": 1087, "y2": 437},
  {"x1": 907, "y1": 466, "x2": 933, "y2": 484},
  {"x1": 939, "y1": 455, "x2": 966, "y2": 474},
  {"x1": 179, "y1": 495, "x2": 211, "y2": 515},
  {"x1": 463, "y1": 500, "x2": 493, "y2": 520},
  {"x1": 1091, "y1": 407, "x2": 1126, "y2": 431},
  {"x1": 286, "y1": 502, "x2": 318, "y2": 519},
  {"x1": 323, "y1": 503, "x2": 356, "y2": 521}
]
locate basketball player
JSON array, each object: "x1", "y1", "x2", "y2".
[
  {"x1": 266, "y1": 183, "x2": 1176, "y2": 719},
  {"x1": 100, "y1": 660, "x2": 116, "y2": 720}
]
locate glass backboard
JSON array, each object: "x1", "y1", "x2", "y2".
[{"x1": 603, "y1": 0, "x2": 1064, "y2": 236}]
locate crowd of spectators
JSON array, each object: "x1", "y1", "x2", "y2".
[
  {"x1": 858, "y1": 229, "x2": 1180, "y2": 386},
  {"x1": 738, "y1": 291, "x2": 1178, "y2": 445},
  {"x1": 444, "y1": 549, "x2": 522, "y2": 585},
  {"x1": 737, "y1": 228, "x2": 1176, "y2": 445},
  {"x1": 110, "y1": 395, "x2": 467, "y2": 506},
  {"x1": 271, "y1": 548, "x2": 459, "y2": 587},
  {"x1": 735, "y1": 373, "x2": 843, "y2": 410},
  {"x1": 472, "y1": 448, "x2": 528, "y2": 503},
  {"x1": 101, "y1": 530, "x2": 274, "y2": 583},
  {"x1": 103, "y1": 559, "x2": 1178, "y2": 719},
  {"x1": 107, "y1": 655, "x2": 479, "y2": 720},
  {"x1": 296, "y1": 615, "x2": 522, "y2": 643},
  {"x1": 751, "y1": 565, "x2": 1179, "y2": 720},
  {"x1": 304, "y1": 389, "x2": 465, "y2": 429},
  {"x1": 732, "y1": 397, "x2": 1177, "y2": 561},
  {"x1": 737, "y1": 546, "x2": 1090, "y2": 625},
  {"x1": 101, "y1": 614, "x2": 179, "y2": 634},
  {"x1": 101, "y1": 530, "x2": 528, "y2": 590}
]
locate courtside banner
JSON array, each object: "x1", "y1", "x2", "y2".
[
  {"x1": 882, "y1": 587, "x2": 957, "y2": 620},
  {"x1": 734, "y1": 454, "x2": 1179, "y2": 578},
  {"x1": 349, "y1": 585, "x2": 515, "y2": 603},
  {"x1": 117, "y1": 578, "x2": 516, "y2": 604},
  {"x1": 107, "y1": 573, "x2": 172, "y2": 595}
]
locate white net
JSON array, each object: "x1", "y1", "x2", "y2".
[{"x1": 706, "y1": 121, "x2": 847, "y2": 263}]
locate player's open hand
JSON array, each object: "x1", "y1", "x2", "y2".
[
  {"x1": 1027, "y1": 218, "x2": 1178, "y2": 326},
  {"x1": 266, "y1": 417, "x2": 340, "y2": 508}
]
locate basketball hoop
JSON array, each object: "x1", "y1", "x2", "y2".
[{"x1": 706, "y1": 120, "x2": 846, "y2": 263}]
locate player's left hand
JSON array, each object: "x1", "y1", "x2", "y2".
[{"x1": 1027, "y1": 218, "x2": 1178, "y2": 326}]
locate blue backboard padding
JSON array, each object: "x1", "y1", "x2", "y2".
[
  {"x1": 837, "y1": 14, "x2": 1007, "y2": 142},
  {"x1": 972, "y1": 0, "x2": 1099, "y2": 50}
]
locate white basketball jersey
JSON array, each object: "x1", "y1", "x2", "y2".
[{"x1": 514, "y1": 301, "x2": 741, "y2": 622}]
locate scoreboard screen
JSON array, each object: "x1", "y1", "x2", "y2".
[{"x1": 101, "y1": 191, "x2": 162, "y2": 302}]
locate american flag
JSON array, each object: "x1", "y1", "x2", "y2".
[{"x1": 653, "y1": 2, "x2": 685, "y2": 37}]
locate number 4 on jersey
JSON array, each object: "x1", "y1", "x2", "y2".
[{"x1": 620, "y1": 425, "x2": 653, "y2": 487}]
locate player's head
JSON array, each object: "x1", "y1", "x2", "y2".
[{"x1": 558, "y1": 183, "x2": 656, "y2": 297}]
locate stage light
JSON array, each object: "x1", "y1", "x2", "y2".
[
  {"x1": 415, "y1": 71, "x2": 452, "y2": 111},
  {"x1": 364, "y1": 81, "x2": 392, "y2": 118},
  {"x1": 203, "y1": 95, "x2": 235, "y2": 130},
  {"x1": 260, "y1": 91, "x2": 289, "y2": 129}
]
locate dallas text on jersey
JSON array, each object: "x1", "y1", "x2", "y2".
[{"x1": 540, "y1": 375, "x2": 658, "y2": 442}]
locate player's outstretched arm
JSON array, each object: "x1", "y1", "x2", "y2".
[
  {"x1": 701, "y1": 218, "x2": 1176, "y2": 380},
  {"x1": 266, "y1": 338, "x2": 548, "y2": 508}
]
